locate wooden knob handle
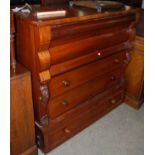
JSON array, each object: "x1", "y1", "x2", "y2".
[
  {"x1": 114, "y1": 59, "x2": 119, "y2": 64},
  {"x1": 62, "y1": 100, "x2": 69, "y2": 106},
  {"x1": 111, "y1": 99, "x2": 116, "y2": 104},
  {"x1": 64, "y1": 128, "x2": 71, "y2": 134},
  {"x1": 97, "y1": 52, "x2": 101, "y2": 56},
  {"x1": 62, "y1": 80, "x2": 70, "y2": 87},
  {"x1": 110, "y1": 75, "x2": 116, "y2": 81}
]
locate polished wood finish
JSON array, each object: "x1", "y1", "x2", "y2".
[
  {"x1": 10, "y1": 10, "x2": 16, "y2": 71},
  {"x1": 125, "y1": 9, "x2": 144, "y2": 109},
  {"x1": 37, "y1": 84, "x2": 124, "y2": 152},
  {"x1": 125, "y1": 36, "x2": 144, "y2": 109},
  {"x1": 49, "y1": 51, "x2": 126, "y2": 97},
  {"x1": 10, "y1": 64, "x2": 38, "y2": 155},
  {"x1": 48, "y1": 68, "x2": 123, "y2": 118},
  {"x1": 15, "y1": 4, "x2": 139, "y2": 153},
  {"x1": 41, "y1": 0, "x2": 70, "y2": 5}
]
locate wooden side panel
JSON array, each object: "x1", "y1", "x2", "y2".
[
  {"x1": 15, "y1": 16, "x2": 51, "y2": 125},
  {"x1": 10, "y1": 65, "x2": 37, "y2": 155},
  {"x1": 125, "y1": 36, "x2": 144, "y2": 109},
  {"x1": 10, "y1": 10, "x2": 16, "y2": 71}
]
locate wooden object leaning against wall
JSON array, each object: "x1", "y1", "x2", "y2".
[
  {"x1": 10, "y1": 10, "x2": 38, "y2": 155},
  {"x1": 125, "y1": 9, "x2": 144, "y2": 109}
]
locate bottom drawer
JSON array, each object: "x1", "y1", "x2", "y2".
[{"x1": 36, "y1": 84, "x2": 124, "y2": 153}]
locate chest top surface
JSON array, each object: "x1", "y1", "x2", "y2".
[{"x1": 15, "y1": 4, "x2": 140, "y2": 26}]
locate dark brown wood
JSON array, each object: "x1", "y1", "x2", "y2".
[
  {"x1": 37, "y1": 83, "x2": 125, "y2": 153},
  {"x1": 15, "y1": 4, "x2": 139, "y2": 153},
  {"x1": 136, "y1": 9, "x2": 144, "y2": 37},
  {"x1": 48, "y1": 68, "x2": 123, "y2": 118},
  {"x1": 41, "y1": 0, "x2": 143, "y2": 8},
  {"x1": 10, "y1": 64, "x2": 38, "y2": 155},
  {"x1": 48, "y1": 27, "x2": 130, "y2": 65},
  {"x1": 115, "y1": 0, "x2": 143, "y2": 7},
  {"x1": 125, "y1": 8, "x2": 143, "y2": 109},
  {"x1": 49, "y1": 51, "x2": 126, "y2": 97},
  {"x1": 70, "y1": 1, "x2": 125, "y2": 12},
  {"x1": 49, "y1": 42, "x2": 132, "y2": 76},
  {"x1": 10, "y1": 10, "x2": 16, "y2": 71},
  {"x1": 125, "y1": 36, "x2": 144, "y2": 109},
  {"x1": 41, "y1": 0, "x2": 70, "y2": 5},
  {"x1": 10, "y1": 10, "x2": 15, "y2": 34}
]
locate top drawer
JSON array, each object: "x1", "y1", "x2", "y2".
[
  {"x1": 50, "y1": 14, "x2": 135, "y2": 41},
  {"x1": 38, "y1": 14, "x2": 135, "y2": 64},
  {"x1": 39, "y1": 14, "x2": 135, "y2": 45}
]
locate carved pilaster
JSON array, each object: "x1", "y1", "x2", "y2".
[
  {"x1": 40, "y1": 84, "x2": 49, "y2": 105},
  {"x1": 39, "y1": 83, "x2": 50, "y2": 126},
  {"x1": 37, "y1": 50, "x2": 51, "y2": 126}
]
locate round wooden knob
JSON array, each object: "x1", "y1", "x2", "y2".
[
  {"x1": 114, "y1": 59, "x2": 119, "y2": 64},
  {"x1": 111, "y1": 99, "x2": 116, "y2": 104},
  {"x1": 64, "y1": 128, "x2": 71, "y2": 134},
  {"x1": 110, "y1": 75, "x2": 116, "y2": 81},
  {"x1": 97, "y1": 52, "x2": 101, "y2": 56},
  {"x1": 62, "y1": 100, "x2": 69, "y2": 106},
  {"x1": 62, "y1": 80, "x2": 70, "y2": 87}
]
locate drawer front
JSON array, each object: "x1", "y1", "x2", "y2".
[
  {"x1": 38, "y1": 14, "x2": 135, "y2": 45},
  {"x1": 49, "y1": 52, "x2": 126, "y2": 97},
  {"x1": 46, "y1": 86, "x2": 124, "y2": 150},
  {"x1": 49, "y1": 28, "x2": 129, "y2": 65},
  {"x1": 48, "y1": 68, "x2": 122, "y2": 118},
  {"x1": 51, "y1": 14, "x2": 134, "y2": 41},
  {"x1": 50, "y1": 42, "x2": 131, "y2": 76}
]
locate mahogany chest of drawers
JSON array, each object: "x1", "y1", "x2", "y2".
[{"x1": 15, "y1": 4, "x2": 140, "y2": 153}]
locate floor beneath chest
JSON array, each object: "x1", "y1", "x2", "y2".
[{"x1": 38, "y1": 103, "x2": 144, "y2": 155}]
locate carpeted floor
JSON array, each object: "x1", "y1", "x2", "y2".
[{"x1": 38, "y1": 103, "x2": 144, "y2": 155}]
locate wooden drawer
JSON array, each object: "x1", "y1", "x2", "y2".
[
  {"x1": 38, "y1": 14, "x2": 135, "y2": 46},
  {"x1": 49, "y1": 51, "x2": 126, "y2": 97},
  {"x1": 38, "y1": 85, "x2": 124, "y2": 152},
  {"x1": 49, "y1": 28, "x2": 129, "y2": 65},
  {"x1": 50, "y1": 42, "x2": 131, "y2": 76},
  {"x1": 50, "y1": 14, "x2": 134, "y2": 41},
  {"x1": 48, "y1": 68, "x2": 122, "y2": 119}
]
